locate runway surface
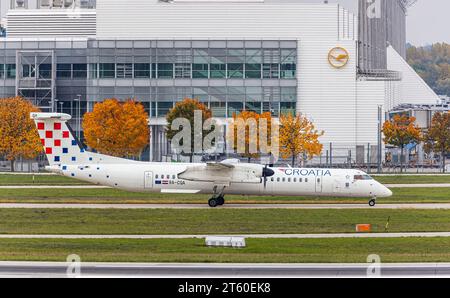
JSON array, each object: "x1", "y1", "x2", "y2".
[
  {"x1": 0, "y1": 184, "x2": 449, "y2": 189},
  {"x1": 1, "y1": 262, "x2": 449, "y2": 277},
  {"x1": 1, "y1": 203, "x2": 450, "y2": 209},
  {"x1": 1, "y1": 232, "x2": 450, "y2": 239}
]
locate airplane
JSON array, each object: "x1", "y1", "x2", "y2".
[{"x1": 31, "y1": 113, "x2": 393, "y2": 207}]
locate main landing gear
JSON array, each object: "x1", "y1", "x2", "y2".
[
  {"x1": 208, "y1": 185, "x2": 227, "y2": 208},
  {"x1": 208, "y1": 196, "x2": 225, "y2": 208},
  {"x1": 369, "y1": 197, "x2": 377, "y2": 207}
]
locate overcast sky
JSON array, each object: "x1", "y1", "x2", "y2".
[
  {"x1": 407, "y1": 0, "x2": 449, "y2": 46},
  {"x1": 306, "y1": 0, "x2": 450, "y2": 46},
  {"x1": 1, "y1": 0, "x2": 448, "y2": 45}
]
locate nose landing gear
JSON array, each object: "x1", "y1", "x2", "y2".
[{"x1": 369, "y1": 197, "x2": 377, "y2": 207}]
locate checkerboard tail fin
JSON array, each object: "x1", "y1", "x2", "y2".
[{"x1": 31, "y1": 113, "x2": 85, "y2": 166}]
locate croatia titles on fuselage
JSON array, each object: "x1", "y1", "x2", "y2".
[{"x1": 279, "y1": 168, "x2": 332, "y2": 177}]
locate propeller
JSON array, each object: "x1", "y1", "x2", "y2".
[{"x1": 261, "y1": 165, "x2": 275, "y2": 189}]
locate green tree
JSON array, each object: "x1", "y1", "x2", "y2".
[{"x1": 166, "y1": 98, "x2": 213, "y2": 162}]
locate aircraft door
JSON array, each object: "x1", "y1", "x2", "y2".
[
  {"x1": 144, "y1": 171, "x2": 153, "y2": 189},
  {"x1": 334, "y1": 175, "x2": 351, "y2": 195},
  {"x1": 315, "y1": 176, "x2": 323, "y2": 193}
]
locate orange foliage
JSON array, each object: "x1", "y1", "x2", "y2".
[
  {"x1": 82, "y1": 99, "x2": 150, "y2": 158},
  {"x1": 424, "y1": 112, "x2": 450, "y2": 172},
  {"x1": 382, "y1": 114, "x2": 422, "y2": 171},
  {"x1": 279, "y1": 113, "x2": 324, "y2": 166},
  {"x1": 228, "y1": 111, "x2": 273, "y2": 161},
  {"x1": 0, "y1": 97, "x2": 42, "y2": 171},
  {"x1": 382, "y1": 114, "x2": 422, "y2": 149}
]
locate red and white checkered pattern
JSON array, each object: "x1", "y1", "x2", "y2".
[{"x1": 34, "y1": 117, "x2": 85, "y2": 166}]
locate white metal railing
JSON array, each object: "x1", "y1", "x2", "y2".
[{"x1": 357, "y1": 69, "x2": 402, "y2": 81}]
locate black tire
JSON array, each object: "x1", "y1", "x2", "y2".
[
  {"x1": 208, "y1": 198, "x2": 218, "y2": 208},
  {"x1": 369, "y1": 199, "x2": 376, "y2": 207}
]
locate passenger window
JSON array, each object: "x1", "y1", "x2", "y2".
[
  {"x1": 305, "y1": 178, "x2": 308, "y2": 183},
  {"x1": 288, "y1": 178, "x2": 291, "y2": 183},
  {"x1": 271, "y1": 178, "x2": 274, "y2": 182},
  {"x1": 277, "y1": 178, "x2": 280, "y2": 182},
  {"x1": 317, "y1": 178, "x2": 320, "y2": 183},
  {"x1": 155, "y1": 175, "x2": 159, "y2": 179},
  {"x1": 282, "y1": 178, "x2": 286, "y2": 182},
  {"x1": 293, "y1": 178, "x2": 297, "y2": 182},
  {"x1": 299, "y1": 178, "x2": 302, "y2": 183},
  {"x1": 172, "y1": 175, "x2": 176, "y2": 179}
]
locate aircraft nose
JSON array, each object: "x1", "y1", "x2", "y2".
[
  {"x1": 387, "y1": 188, "x2": 393, "y2": 197},
  {"x1": 382, "y1": 186, "x2": 393, "y2": 198}
]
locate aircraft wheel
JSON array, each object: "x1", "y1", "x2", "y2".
[
  {"x1": 369, "y1": 199, "x2": 376, "y2": 207},
  {"x1": 208, "y1": 198, "x2": 218, "y2": 208},
  {"x1": 217, "y1": 197, "x2": 225, "y2": 206}
]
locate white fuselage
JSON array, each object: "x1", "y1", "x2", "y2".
[{"x1": 54, "y1": 162, "x2": 392, "y2": 199}]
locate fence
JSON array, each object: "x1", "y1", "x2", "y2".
[{"x1": 1, "y1": 142, "x2": 447, "y2": 173}]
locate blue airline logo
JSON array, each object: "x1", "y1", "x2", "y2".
[{"x1": 279, "y1": 168, "x2": 332, "y2": 177}]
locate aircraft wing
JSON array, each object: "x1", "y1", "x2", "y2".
[
  {"x1": 178, "y1": 161, "x2": 261, "y2": 184},
  {"x1": 205, "y1": 162, "x2": 235, "y2": 170}
]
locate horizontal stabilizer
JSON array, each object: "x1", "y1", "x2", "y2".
[{"x1": 31, "y1": 113, "x2": 72, "y2": 121}]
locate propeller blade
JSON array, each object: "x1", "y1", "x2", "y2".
[{"x1": 262, "y1": 164, "x2": 274, "y2": 189}]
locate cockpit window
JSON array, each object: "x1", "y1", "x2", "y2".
[{"x1": 354, "y1": 175, "x2": 373, "y2": 181}]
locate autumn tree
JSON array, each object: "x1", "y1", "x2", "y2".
[
  {"x1": 228, "y1": 111, "x2": 274, "y2": 163},
  {"x1": 423, "y1": 112, "x2": 450, "y2": 173},
  {"x1": 166, "y1": 98, "x2": 213, "y2": 162},
  {"x1": 83, "y1": 99, "x2": 150, "y2": 158},
  {"x1": 382, "y1": 114, "x2": 422, "y2": 172},
  {"x1": 280, "y1": 113, "x2": 324, "y2": 167},
  {"x1": 0, "y1": 97, "x2": 42, "y2": 172}
]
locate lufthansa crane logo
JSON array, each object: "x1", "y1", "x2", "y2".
[{"x1": 328, "y1": 47, "x2": 350, "y2": 69}]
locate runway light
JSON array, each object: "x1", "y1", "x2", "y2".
[{"x1": 205, "y1": 236, "x2": 246, "y2": 248}]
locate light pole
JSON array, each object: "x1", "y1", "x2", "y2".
[
  {"x1": 54, "y1": 99, "x2": 58, "y2": 113},
  {"x1": 59, "y1": 102, "x2": 64, "y2": 114},
  {"x1": 74, "y1": 95, "x2": 81, "y2": 139},
  {"x1": 377, "y1": 105, "x2": 383, "y2": 174}
]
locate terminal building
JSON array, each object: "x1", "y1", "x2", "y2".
[{"x1": 0, "y1": 0, "x2": 441, "y2": 164}]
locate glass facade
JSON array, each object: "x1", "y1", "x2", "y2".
[
  {"x1": 99, "y1": 63, "x2": 115, "y2": 78},
  {"x1": 85, "y1": 59, "x2": 295, "y2": 80},
  {"x1": 0, "y1": 64, "x2": 17, "y2": 79},
  {"x1": 72, "y1": 64, "x2": 87, "y2": 78},
  {"x1": 0, "y1": 39, "x2": 298, "y2": 119}
]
